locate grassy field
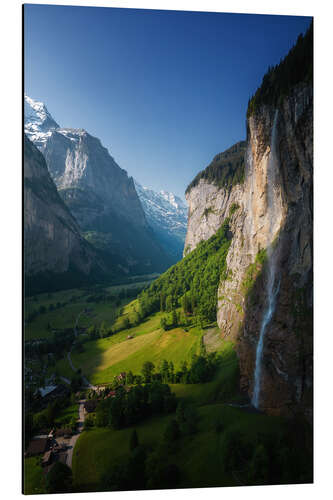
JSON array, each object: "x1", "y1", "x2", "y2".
[
  {"x1": 24, "y1": 457, "x2": 46, "y2": 494},
  {"x1": 72, "y1": 402, "x2": 285, "y2": 491},
  {"x1": 70, "y1": 332, "x2": 263, "y2": 492},
  {"x1": 56, "y1": 310, "x2": 204, "y2": 385},
  {"x1": 25, "y1": 278, "x2": 156, "y2": 341}
]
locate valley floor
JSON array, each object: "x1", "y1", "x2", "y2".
[{"x1": 24, "y1": 285, "x2": 313, "y2": 494}]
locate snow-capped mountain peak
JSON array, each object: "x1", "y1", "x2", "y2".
[
  {"x1": 134, "y1": 180, "x2": 188, "y2": 258},
  {"x1": 159, "y1": 190, "x2": 186, "y2": 210},
  {"x1": 24, "y1": 94, "x2": 59, "y2": 148}
]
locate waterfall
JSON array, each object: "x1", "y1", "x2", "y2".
[{"x1": 251, "y1": 110, "x2": 280, "y2": 409}]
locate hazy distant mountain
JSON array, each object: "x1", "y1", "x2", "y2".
[
  {"x1": 24, "y1": 95, "x2": 172, "y2": 274},
  {"x1": 134, "y1": 180, "x2": 187, "y2": 260}
]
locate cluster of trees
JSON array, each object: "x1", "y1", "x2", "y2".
[
  {"x1": 137, "y1": 219, "x2": 232, "y2": 324},
  {"x1": 220, "y1": 413, "x2": 313, "y2": 485},
  {"x1": 123, "y1": 355, "x2": 219, "y2": 387},
  {"x1": 186, "y1": 141, "x2": 246, "y2": 193},
  {"x1": 101, "y1": 438, "x2": 180, "y2": 491},
  {"x1": 26, "y1": 329, "x2": 74, "y2": 361},
  {"x1": 26, "y1": 301, "x2": 68, "y2": 323},
  {"x1": 247, "y1": 21, "x2": 313, "y2": 117},
  {"x1": 29, "y1": 393, "x2": 76, "y2": 434},
  {"x1": 101, "y1": 400, "x2": 199, "y2": 491},
  {"x1": 92, "y1": 382, "x2": 177, "y2": 430},
  {"x1": 84, "y1": 309, "x2": 141, "y2": 341}
]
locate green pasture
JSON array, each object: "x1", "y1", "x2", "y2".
[
  {"x1": 24, "y1": 277, "x2": 156, "y2": 341},
  {"x1": 72, "y1": 402, "x2": 284, "y2": 491},
  {"x1": 56, "y1": 311, "x2": 204, "y2": 385}
]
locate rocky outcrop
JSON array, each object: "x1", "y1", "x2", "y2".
[
  {"x1": 24, "y1": 135, "x2": 111, "y2": 293},
  {"x1": 184, "y1": 84, "x2": 313, "y2": 416},
  {"x1": 184, "y1": 179, "x2": 244, "y2": 256},
  {"x1": 184, "y1": 141, "x2": 246, "y2": 255}
]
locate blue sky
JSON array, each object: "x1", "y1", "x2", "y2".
[{"x1": 24, "y1": 5, "x2": 311, "y2": 199}]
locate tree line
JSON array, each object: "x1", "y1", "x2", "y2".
[{"x1": 247, "y1": 21, "x2": 313, "y2": 117}]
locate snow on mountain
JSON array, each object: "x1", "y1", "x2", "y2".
[
  {"x1": 24, "y1": 95, "x2": 60, "y2": 148},
  {"x1": 24, "y1": 94, "x2": 187, "y2": 262},
  {"x1": 134, "y1": 180, "x2": 188, "y2": 259}
]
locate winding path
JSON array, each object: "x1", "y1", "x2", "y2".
[{"x1": 65, "y1": 400, "x2": 86, "y2": 468}]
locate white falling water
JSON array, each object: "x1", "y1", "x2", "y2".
[{"x1": 251, "y1": 110, "x2": 280, "y2": 409}]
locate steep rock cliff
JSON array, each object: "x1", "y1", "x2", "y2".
[
  {"x1": 184, "y1": 84, "x2": 313, "y2": 416},
  {"x1": 41, "y1": 128, "x2": 171, "y2": 274},
  {"x1": 184, "y1": 142, "x2": 246, "y2": 255},
  {"x1": 24, "y1": 135, "x2": 113, "y2": 293},
  {"x1": 233, "y1": 84, "x2": 313, "y2": 417}
]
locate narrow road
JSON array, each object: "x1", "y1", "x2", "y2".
[{"x1": 66, "y1": 399, "x2": 86, "y2": 469}]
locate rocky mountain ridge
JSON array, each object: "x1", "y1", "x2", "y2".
[{"x1": 24, "y1": 95, "x2": 172, "y2": 274}]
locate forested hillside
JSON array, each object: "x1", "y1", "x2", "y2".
[{"x1": 138, "y1": 218, "x2": 232, "y2": 324}]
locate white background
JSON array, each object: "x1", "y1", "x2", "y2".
[{"x1": 0, "y1": 0, "x2": 331, "y2": 499}]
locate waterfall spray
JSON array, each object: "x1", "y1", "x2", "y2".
[{"x1": 251, "y1": 110, "x2": 280, "y2": 409}]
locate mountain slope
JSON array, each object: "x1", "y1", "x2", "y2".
[
  {"x1": 134, "y1": 180, "x2": 187, "y2": 260},
  {"x1": 24, "y1": 135, "x2": 120, "y2": 294},
  {"x1": 24, "y1": 95, "x2": 172, "y2": 274}
]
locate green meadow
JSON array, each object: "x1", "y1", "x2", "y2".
[
  {"x1": 55, "y1": 309, "x2": 205, "y2": 385},
  {"x1": 72, "y1": 401, "x2": 285, "y2": 491},
  {"x1": 25, "y1": 278, "x2": 156, "y2": 341}
]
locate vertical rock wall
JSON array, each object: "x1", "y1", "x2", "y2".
[{"x1": 184, "y1": 84, "x2": 313, "y2": 416}]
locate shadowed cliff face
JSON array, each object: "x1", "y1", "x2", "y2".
[
  {"x1": 184, "y1": 84, "x2": 313, "y2": 416},
  {"x1": 24, "y1": 135, "x2": 116, "y2": 293}
]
